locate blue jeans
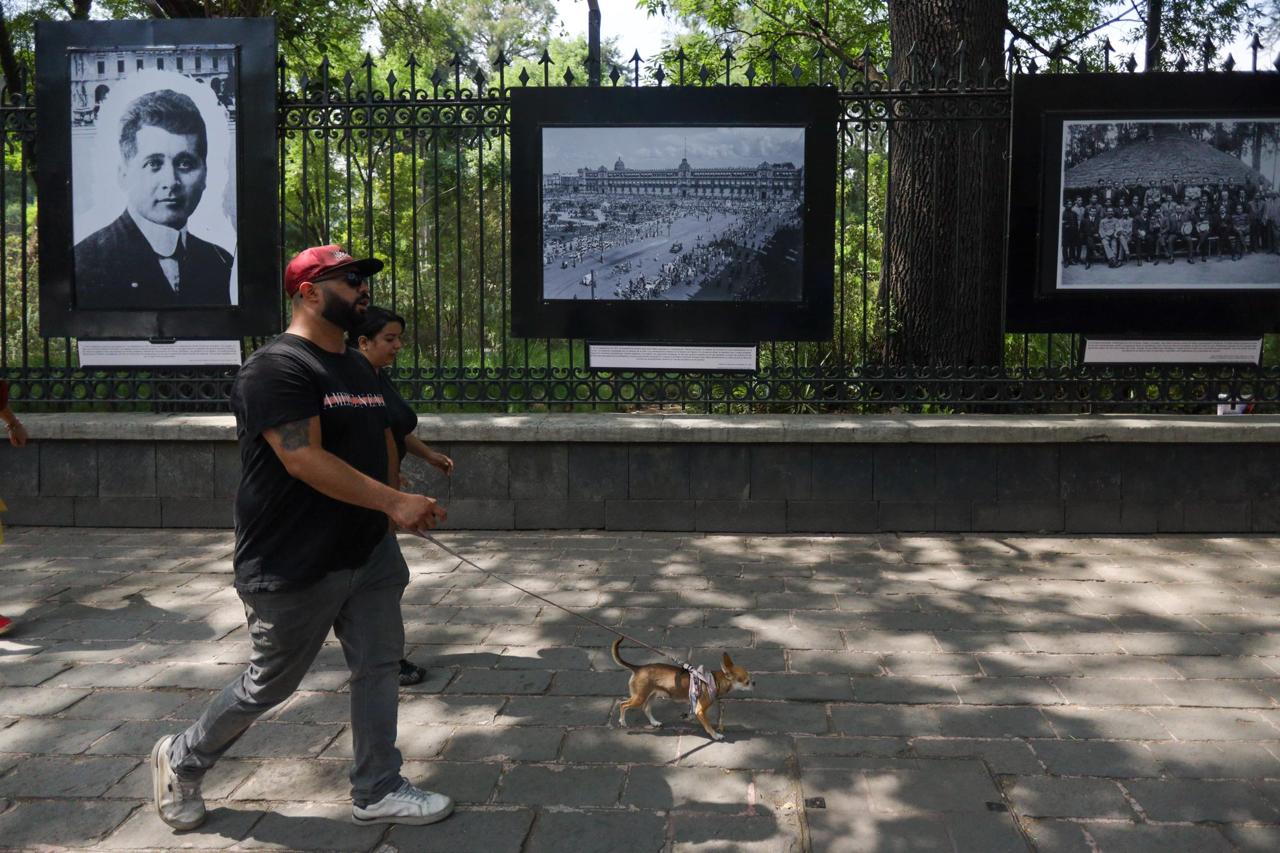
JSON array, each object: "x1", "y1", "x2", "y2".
[{"x1": 169, "y1": 533, "x2": 409, "y2": 806}]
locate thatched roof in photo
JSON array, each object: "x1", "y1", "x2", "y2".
[{"x1": 1064, "y1": 136, "x2": 1264, "y2": 190}]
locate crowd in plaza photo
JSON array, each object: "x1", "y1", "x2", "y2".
[
  {"x1": 607, "y1": 199, "x2": 800, "y2": 301},
  {"x1": 542, "y1": 199, "x2": 668, "y2": 266},
  {"x1": 542, "y1": 190, "x2": 802, "y2": 301},
  {"x1": 1060, "y1": 178, "x2": 1280, "y2": 269}
]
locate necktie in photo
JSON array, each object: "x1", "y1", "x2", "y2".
[{"x1": 160, "y1": 239, "x2": 187, "y2": 293}]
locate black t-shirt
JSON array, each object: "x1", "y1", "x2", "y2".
[
  {"x1": 230, "y1": 333, "x2": 391, "y2": 592},
  {"x1": 379, "y1": 371, "x2": 417, "y2": 461}
]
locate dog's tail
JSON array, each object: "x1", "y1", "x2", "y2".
[{"x1": 611, "y1": 636, "x2": 638, "y2": 671}]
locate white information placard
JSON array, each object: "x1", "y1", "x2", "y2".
[
  {"x1": 588, "y1": 343, "x2": 757, "y2": 371},
  {"x1": 78, "y1": 339, "x2": 242, "y2": 367},
  {"x1": 1083, "y1": 338, "x2": 1262, "y2": 365}
]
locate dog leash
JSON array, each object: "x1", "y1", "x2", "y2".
[{"x1": 412, "y1": 531, "x2": 693, "y2": 670}]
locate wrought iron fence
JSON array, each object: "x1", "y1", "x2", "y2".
[{"x1": 2, "y1": 39, "x2": 1278, "y2": 412}]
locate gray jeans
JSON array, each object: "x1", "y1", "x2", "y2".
[{"x1": 169, "y1": 532, "x2": 409, "y2": 806}]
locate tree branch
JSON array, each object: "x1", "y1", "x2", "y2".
[
  {"x1": 1006, "y1": 8, "x2": 1143, "y2": 59},
  {"x1": 0, "y1": 5, "x2": 22, "y2": 96},
  {"x1": 1003, "y1": 20, "x2": 1055, "y2": 57},
  {"x1": 741, "y1": 0, "x2": 881, "y2": 77},
  {"x1": 140, "y1": 0, "x2": 171, "y2": 17}
]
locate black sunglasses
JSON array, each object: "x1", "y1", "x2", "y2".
[{"x1": 317, "y1": 270, "x2": 370, "y2": 288}]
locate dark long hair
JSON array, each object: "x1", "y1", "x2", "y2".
[{"x1": 346, "y1": 306, "x2": 406, "y2": 349}]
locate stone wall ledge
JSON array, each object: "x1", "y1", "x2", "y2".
[{"x1": 14, "y1": 412, "x2": 1280, "y2": 443}]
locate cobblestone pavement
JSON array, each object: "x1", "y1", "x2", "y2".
[{"x1": 2, "y1": 529, "x2": 1280, "y2": 851}]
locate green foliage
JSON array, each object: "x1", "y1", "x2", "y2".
[
  {"x1": 0, "y1": 0, "x2": 373, "y2": 73},
  {"x1": 641, "y1": 0, "x2": 889, "y2": 76},
  {"x1": 637, "y1": 0, "x2": 1261, "y2": 74},
  {"x1": 376, "y1": 0, "x2": 557, "y2": 72},
  {"x1": 1142, "y1": 0, "x2": 1260, "y2": 62}
]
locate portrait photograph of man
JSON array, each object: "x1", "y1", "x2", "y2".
[{"x1": 70, "y1": 47, "x2": 238, "y2": 310}]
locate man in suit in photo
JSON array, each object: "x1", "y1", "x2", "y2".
[
  {"x1": 1060, "y1": 200, "x2": 1079, "y2": 267},
  {"x1": 74, "y1": 89, "x2": 233, "y2": 309}
]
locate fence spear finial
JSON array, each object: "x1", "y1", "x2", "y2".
[{"x1": 539, "y1": 49, "x2": 553, "y2": 85}]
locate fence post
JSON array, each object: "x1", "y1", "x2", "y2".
[{"x1": 588, "y1": 0, "x2": 601, "y2": 87}]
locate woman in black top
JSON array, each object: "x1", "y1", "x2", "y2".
[{"x1": 349, "y1": 307, "x2": 454, "y2": 686}]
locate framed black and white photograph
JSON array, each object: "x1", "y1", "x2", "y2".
[
  {"x1": 511, "y1": 86, "x2": 837, "y2": 342},
  {"x1": 37, "y1": 18, "x2": 278, "y2": 339},
  {"x1": 1057, "y1": 118, "x2": 1279, "y2": 290},
  {"x1": 1006, "y1": 73, "x2": 1280, "y2": 335},
  {"x1": 541, "y1": 126, "x2": 805, "y2": 303}
]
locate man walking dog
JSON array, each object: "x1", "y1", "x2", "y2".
[{"x1": 150, "y1": 245, "x2": 453, "y2": 830}]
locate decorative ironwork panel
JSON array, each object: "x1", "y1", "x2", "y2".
[{"x1": 2, "y1": 46, "x2": 1277, "y2": 412}]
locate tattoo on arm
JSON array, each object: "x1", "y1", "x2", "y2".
[{"x1": 276, "y1": 418, "x2": 312, "y2": 451}]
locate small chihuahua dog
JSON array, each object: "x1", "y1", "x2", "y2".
[{"x1": 612, "y1": 637, "x2": 753, "y2": 740}]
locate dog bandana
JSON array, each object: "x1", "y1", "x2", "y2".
[{"x1": 685, "y1": 664, "x2": 717, "y2": 715}]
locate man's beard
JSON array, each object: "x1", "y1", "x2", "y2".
[{"x1": 321, "y1": 289, "x2": 365, "y2": 332}]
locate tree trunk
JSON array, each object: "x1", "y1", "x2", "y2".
[
  {"x1": 0, "y1": 10, "x2": 22, "y2": 97},
  {"x1": 1146, "y1": 0, "x2": 1163, "y2": 69},
  {"x1": 885, "y1": 0, "x2": 1005, "y2": 367}
]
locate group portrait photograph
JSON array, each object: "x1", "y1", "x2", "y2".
[{"x1": 1056, "y1": 118, "x2": 1280, "y2": 290}]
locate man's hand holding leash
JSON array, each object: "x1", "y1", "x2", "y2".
[{"x1": 389, "y1": 492, "x2": 447, "y2": 534}]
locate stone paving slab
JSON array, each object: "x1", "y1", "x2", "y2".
[{"x1": 2, "y1": 528, "x2": 1280, "y2": 850}]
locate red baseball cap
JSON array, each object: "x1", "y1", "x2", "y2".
[{"x1": 284, "y1": 245, "x2": 384, "y2": 296}]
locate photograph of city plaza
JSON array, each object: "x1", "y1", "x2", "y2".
[
  {"x1": 1057, "y1": 118, "x2": 1280, "y2": 289},
  {"x1": 541, "y1": 126, "x2": 805, "y2": 302}
]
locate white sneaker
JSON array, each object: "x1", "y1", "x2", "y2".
[
  {"x1": 351, "y1": 780, "x2": 455, "y2": 826},
  {"x1": 150, "y1": 735, "x2": 206, "y2": 831}
]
